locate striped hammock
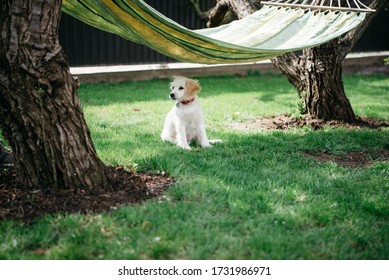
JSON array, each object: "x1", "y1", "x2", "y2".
[{"x1": 62, "y1": 0, "x2": 369, "y2": 64}]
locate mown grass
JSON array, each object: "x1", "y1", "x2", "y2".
[{"x1": 1, "y1": 73, "x2": 388, "y2": 259}]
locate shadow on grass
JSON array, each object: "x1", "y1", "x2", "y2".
[
  {"x1": 106, "y1": 128, "x2": 389, "y2": 217},
  {"x1": 105, "y1": 128, "x2": 388, "y2": 259},
  {"x1": 2, "y1": 128, "x2": 387, "y2": 259},
  {"x1": 150, "y1": 129, "x2": 387, "y2": 251}
]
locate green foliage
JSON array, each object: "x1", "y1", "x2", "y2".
[
  {"x1": 1, "y1": 73, "x2": 388, "y2": 259},
  {"x1": 291, "y1": 92, "x2": 306, "y2": 118}
]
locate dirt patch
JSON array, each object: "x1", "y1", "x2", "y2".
[
  {"x1": 0, "y1": 166, "x2": 173, "y2": 223},
  {"x1": 231, "y1": 114, "x2": 389, "y2": 131},
  {"x1": 304, "y1": 150, "x2": 389, "y2": 168},
  {"x1": 232, "y1": 114, "x2": 389, "y2": 168}
]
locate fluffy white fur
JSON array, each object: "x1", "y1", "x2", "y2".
[{"x1": 161, "y1": 76, "x2": 220, "y2": 150}]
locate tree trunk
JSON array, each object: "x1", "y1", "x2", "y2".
[
  {"x1": 271, "y1": 0, "x2": 387, "y2": 122},
  {"x1": 305, "y1": 46, "x2": 354, "y2": 121},
  {"x1": 272, "y1": 41, "x2": 356, "y2": 121},
  {"x1": 195, "y1": 0, "x2": 387, "y2": 122},
  {"x1": 0, "y1": 0, "x2": 109, "y2": 191}
]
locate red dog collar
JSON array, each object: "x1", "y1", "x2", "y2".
[{"x1": 180, "y1": 98, "x2": 195, "y2": 105}]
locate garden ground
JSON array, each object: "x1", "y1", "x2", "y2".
[
  {"x1": 0, "y1": 73, "x2": 388, "y2": 259},
  {"x1": 0, "y1": 115, "x2": 388, "y2": 222}
]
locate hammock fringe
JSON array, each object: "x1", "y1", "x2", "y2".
[{"x1": 261, "y1": 1, "x2": 375, "y2": 13}]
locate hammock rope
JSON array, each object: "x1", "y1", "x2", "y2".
[
  {"x1": 62, "y1": 0, "x2": 374, "y2": 64},
  {"x1": 261, "y1": 0, "x2": 375, "y2": 12}
]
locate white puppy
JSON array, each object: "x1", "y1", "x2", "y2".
[{"x1": 161, "y1": 76, "x2": 220, "y2": 150}]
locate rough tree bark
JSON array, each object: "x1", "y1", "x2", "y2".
[
  {"x1": 0, "y1": 0, "x2": 109, "y2": 190},
  {"x1": 191, "y1": 0, "x2": 388, "y2": 122}
]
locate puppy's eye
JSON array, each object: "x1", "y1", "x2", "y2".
[{"x1": 179, "y1": 86, "x2": 184, "y2": 90}]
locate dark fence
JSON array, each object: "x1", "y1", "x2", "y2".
[{"x1": 59, "y1": 0, "x2": 389, "y2": 67}]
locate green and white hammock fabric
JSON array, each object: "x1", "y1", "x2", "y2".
[{"x1": 62, "y1": 0, "x2": 373, "y2": 64}]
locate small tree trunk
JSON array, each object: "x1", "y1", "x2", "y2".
[
  {"x1": 272, "y1": 41, "x2": 356, "y2": 121},
  {"x1": 0, "y1": 0, "x2": 109, "y2": 190}
]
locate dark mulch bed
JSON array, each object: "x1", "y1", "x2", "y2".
[{"x1": 0, "y1": 166, "x2": 173, "y2": 223}]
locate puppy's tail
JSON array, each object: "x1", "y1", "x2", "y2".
[{"x1": 209, "y1": 139, "x2": 222, "y2": 144}]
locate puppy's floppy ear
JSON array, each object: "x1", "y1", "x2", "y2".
[
  {"x1": 169, "y1": 76, "x2": 178, "y2": 88},
  {"x1": 185, "y1": 79, "x2": 201, "y2": 97}
]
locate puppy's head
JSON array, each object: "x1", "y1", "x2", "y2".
[{"x1": 169, "y1": 76, "x2": 201, "y2": 102}]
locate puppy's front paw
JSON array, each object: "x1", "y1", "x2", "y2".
[
  {"x1": 177, "y1": 143, "x2": 191, "y2": 150},
  {"x1": 200, "y1": 142, "x2": 212, "y2": 148}
]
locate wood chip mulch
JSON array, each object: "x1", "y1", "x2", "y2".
[{"x1": 0, "y1": 166, "x2": 173, "y2": 223}]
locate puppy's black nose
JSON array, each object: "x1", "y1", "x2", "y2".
[{"x1": 169, "y1": 93, "x2": 175, "y2": 99}]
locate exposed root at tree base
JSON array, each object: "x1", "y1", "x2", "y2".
[{"x1": 0, "y1": 166, "x2": 173, "y2": 223}]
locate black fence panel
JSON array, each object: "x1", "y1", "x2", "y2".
[
  {"x1": 59, "y1": 1, "x2": 389, "y2": 67},
  {"x1": 352, "y1": 8, "x2": 389, "y2": 52}
]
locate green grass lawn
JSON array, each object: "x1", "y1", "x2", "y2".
[{"x1": 1, "y1": 73, "x2": 388, "y2": 259}]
